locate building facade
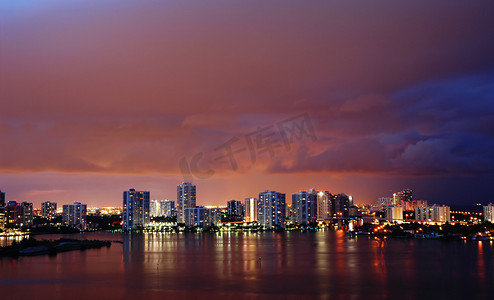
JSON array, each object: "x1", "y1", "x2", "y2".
[
  {"x1": 177, "y1": 182, "x2": 196, "y2": 223},
  {"x1": 484, "y1": 204, "x2": 494, "y2": 223},
  {"x1": 227, "y1": 200, "x2": 243, "y2": 221},
  {"x1": 317, "y1": 191, "x2": 332, "y2": 220},
  {"x1": 385, "y1": 205, "x2": 403, "y2": 221},
  {"x1": 292, "y1": 190, "x2": 317, "y2": 226},
  {"x1": 415, "y1": 205, "x2": 450, "y2": 223},
  {"x1": 258, "y1": 190, "x2": 286, "y2": 229},
  {"x1": 62, "y1": 202, "x2": 87, "y2": 230},
  {"x1": 244, "y1": 197, "x2": 258, "y2": 222},
  {"x1": 41, "y1": 201, "x2": 57, "y2": 219},
  {"x1": 123, "y1": 189, "x2": 150, "y2": 231},
  {"x1": 183, "y1": 206, "x2": 207, "y2": 228}
]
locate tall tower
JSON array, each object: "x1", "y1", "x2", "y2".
[
  {"x1": 316, "y1": 191, "x2": 332, "y2": 220},
  {"x1": 123, "y1": 189, "x2": 150, "y2": 231},
  {"x1": 244, "y1": 197, "x2": 258, "y2": 222},
  {"x1": 292, "y1": 190, "x2": 317, "y2": 226},
  {"x1": 258, "y1": 190, "x2": 286, "y2": 229},
  {"x1": 177, "y1": 182, "x2": 196, "y2": 223}
]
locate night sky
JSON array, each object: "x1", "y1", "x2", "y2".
[{"x1": 1, "y1": 0, "x2": 494, "y2": 207}]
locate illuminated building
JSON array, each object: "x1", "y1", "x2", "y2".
[
  {"x1": 0, "y1": 190, "x2": 5, "y2": 210},
  {"x1": 317, "y1": 191, "x2": 332, "y2": 219},
  {"x1": 292, "y1": 190, "x2": 317, "y2": 226},
  {"x1": 385, "y1": 205, "x2": 403, "y2": 221},
  {"x1": 483, "y1": 204, "x2": 494, "y2": 223},
  {"x1": 227, "y1": 200, "x2": 243, "y2": 221},
  {"x1": 41, "y1": 201, "x2": 57, "y2": 219},
  {"x1": 258, "y1": 190, "x2": 286, "y2": 228},
  {"x1": 0, "y1": 190, "x2": 5, "y2": 229},
  {"x1": 415, "y1": 205, "x2": 450, "y2": 223},
  {"x1": 5, "y1": 201, "x2": 33, "y2": 227},
  {"x1": 244, "y1": 197, "x2": 258, "y2": 222},
  {"x1": 184, "y1": 206, "x2": 207, "y2": 228},
  {"x1": 333, "y1": 193, "x2": 351, "y2": 218},
  {"x1": 393, "y1": 189, "x2": 412, "y2": 205},
  {"x1": 206, "y1": 207, "x2": 223, "y2": 226},
  {"x1": 177, "y1": 182, "x2": 196, "y2": 223},
  {"x1": 123, "y1": 189, "x2": 150, "y2": 231},
  {"x1": 63, "y1": 202, "x2": 87, "y2": 230}
]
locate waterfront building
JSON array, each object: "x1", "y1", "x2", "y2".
[
  {"x1": 415, "y1": 205, "x2": 450, "y2": 223},
  {"x1": 161, "y1": 200, "x2": 175, "y2": 218},
  {"x1": 227, "y1": 200, "x2": 243, "y2": 221},
  {"x1": 123, "y1": 189, "x2": 150, "y2": 231},
  {"x1": 333, "y1": 193, "x2": 351, "y2": 218},
  {"x1": 4, "y1": 201, "x2": 33, "y2": 227},
  {"x1": 184, "y1": 206, "x2": 207, "y2": 228},
  {"x1": 41, "y1": 201, "x2": 57, "y2": 219},
  {"x1": 317, "y1": 191, "x2": 332, "y2": 220},
  {"x1": 206, "y1": 207, "x2": 223, "y2": 226},
  {"x1": 258, "y1": 190, "x2": 286, "y2": 228},
  {"x1": 385, "y1": 205, "x2": 403, "y2": 221},
  {"x1": 292, "y1": 190, "x2": 317, "y2": 226},
  {"x1": 0, "y1": 190, "x2": 5, "y2": 210},
  {"x1": 244, "y1": 197, "x2": 258, "y2": 222},
  {"x1": 177, "y1": 182, "x2": 196, "y2": 223},
  {"x1": 62, "y1": 202, "x2": 87, "y2": 230},
  {"x1": 484, "y1": 204, "x2": 494, "y2": 223}
]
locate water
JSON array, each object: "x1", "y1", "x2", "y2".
[{"x1": 1, "y1": 231, "x2": 493, "y2": 299}]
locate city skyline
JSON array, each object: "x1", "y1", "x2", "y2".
[{"x1": 1, "y1": 1, "x2": 494, "y2": 208}]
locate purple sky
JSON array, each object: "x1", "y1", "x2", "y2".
[{"x1": 1, "y1": 0, "x2": 493, "y2": 207}]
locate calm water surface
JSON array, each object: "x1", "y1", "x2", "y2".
[{"x1": 1, "y1": 231, "x2": 493, "y2": 299}]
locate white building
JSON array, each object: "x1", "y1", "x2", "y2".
[
  {"x1": 317, "y1": 191, "x2": 332, "y2": 220},
  {"x1": 123, "y1": 189, "x2": 150, "y2": 231},
  {"x1": 385, "y1": 205, "x2": 403, "y2": 221},
  {"x1": 177, "y1": 182, "x2": 196, "y2": 223},
  {"x1": 150, "y1": 199, "x2": 176, "y2": 218},
  {"x1": 258, "y1": 190, "x2": 286, "y2": 229},
  {"x1": 63, "y1": 202, "x2": 87, "y2": 230},
  {"x1": 415, "y1": 205, "x2": 450, "y2": 223},
  {"x1": 483, "y1": 204, "x2": 494, "y2": 223},
  {"x1": 244, "y1": 197, "x2": 258, "y2": 222}
]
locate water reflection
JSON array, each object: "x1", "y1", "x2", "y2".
[{"x1": 1, "y1": 231, "x2": 494, "y2": 299}]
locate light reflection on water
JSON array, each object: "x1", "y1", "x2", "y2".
[{"x1": 1, "y1": 231, "x2": 494, "y2": 299}]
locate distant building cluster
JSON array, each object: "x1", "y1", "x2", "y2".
[{"x1": 121, "y1": 183, "x2": 357, "y2": 231}]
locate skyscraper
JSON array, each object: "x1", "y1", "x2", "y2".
[
  {"x1": 292, "y1": 190, "x2": 317, "y2": 226},
  {"x1": 258, "y1": 190, "x2": 286, "y2": 229},
  {"x1": 177, "y1": 182, "x2": 196, "y2": 223},
  {"x1": 0, "y1": 190, "x2": 5, "y2": 210},
  {"x1": 62, "y1": 202, "x2": 87, "y2": 230},
  {"x1": 484, "y1": 204, "x2": 494, "y2": 223},
  {"x1": 244, "y1": 197, "x2": 258, "y2": 222},
  {"x1": 393, "y1": 189, "x2": 412, "y2": 205},
  {"x1": 316, "y1": 191, "x2": 332, "y2": 220},
  {"x1": 123, "y1": 189, "x2": 150, "y2": 231},
  {"x1": 333, "y1": 194, "x2": 351, "y2": 218},
  {"x1": 227, "y1": 200, "x2": 243, "y2": 221},
  {"x1": 41, "y1": 201, "x2": 57, "y2": 219}
]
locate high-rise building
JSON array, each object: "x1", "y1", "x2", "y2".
[
  {"x1": 258, "y1": 190, "x2": 286, "y2": 229},
  {"x1": 244, "y1": 197, "x2": 258, "y2": 222},
  {"x1": 4, "y1": 201, "x2": 33, "y2": 227},
  {"x1": 177, "y1": 182, "x2": 196, "y2": 223},
  {"x1": 227, "y1": 200, "x2": 243, "y2": 221},
  {"x1": 161, "y1": 200, "x2": 175, "y2": 218},
  {"x1": 0, "y1": 190, "x2": 5, "y2": 210},
  {"x1": 123, "y1": 189, "x2": 150, "y2": 231},
  {"x1": 206, "y1": 207, "x2": 223, "y2": 226},
  {"x1": 317, "y1": 191, "x2": 332, "y2": 220},
  {"x1": 393, "y1": 189, "x2": 412, "y2": 205},
  {"x1": 62, "y1": 202, "x2": 87, "y2": 230},
  {"x1": 21, "y1": 202, "x2": 33, "y2": 226},
  {"x1": 415, "y1": 205, "x2": 450, "y2": 223},
  {"x1": 292, "y1": 190, "x2": 317, "y2": 226},
  {"x1": 0, "y1": 190, "x2": 6, "y2": 229},
  {"x1": 484, "y1": 204, "x2": 494, "y2": 223},
  {"x1": 333, "y1": 194, "x2": 351, "y2": 218},
  {"x1": 184, "y1": 206, "x2": 207, "y2": 228},
  {"x1": 385, "y1": 205, "x2": 403, "y2": 221},
  {"x1": 41, "y1": 201, "x2": 57, "y2": 219}
]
